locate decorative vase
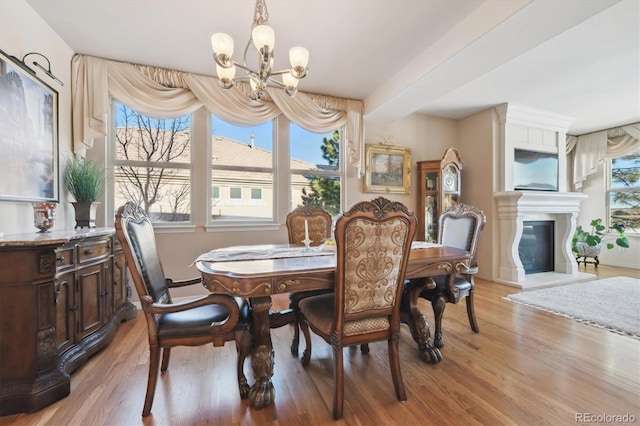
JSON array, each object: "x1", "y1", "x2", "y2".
[
  {"x1": 72, "y1": 201, "x2": 99, "y2": 228},
  {"x1": 32, "y1": 202, "x2": 57, "y2": 232}
]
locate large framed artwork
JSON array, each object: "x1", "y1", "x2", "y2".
[
  {"x1": 0, "y1": 49, "x2": 59, "y2": 202},
  {"x1": 363, "y1": 142, "x2": 411, "y2": 194}
]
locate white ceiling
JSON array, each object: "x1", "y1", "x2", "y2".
[{"x1": 26, "y1": 0, "x2": 639, "y2": 135}]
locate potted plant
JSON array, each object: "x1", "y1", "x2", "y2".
[
  {"x1": 64, "y1": 155, "x2": 105, "y2": 228},
  {"x1": 572, "y1": 218, "x2": 629, "y2": 258}
]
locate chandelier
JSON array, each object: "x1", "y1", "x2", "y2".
[{"x1": 211, "y1": 0, "x2": 309, "y2": 101}]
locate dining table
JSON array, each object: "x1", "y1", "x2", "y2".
[{"x1": 194, "y1": 242, "x2": 470, "y2": 409}]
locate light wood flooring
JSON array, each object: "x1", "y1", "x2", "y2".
[{"x1": 2, "y1": 265, "x2": 639, "y2": 425}]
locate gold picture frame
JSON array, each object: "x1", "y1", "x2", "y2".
[{"x1": 363, "y1": 143, "x2": 411, "y2": 194}]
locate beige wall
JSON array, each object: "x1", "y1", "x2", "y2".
[
  {"x1": 0, "y1": 0, "x2": 76, "y2": 233},
  {"x1": 458, "y1": 108, "x2": 499, "y2": 281}
]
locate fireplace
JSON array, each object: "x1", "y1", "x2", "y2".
[
  {"x1": 519, "y1": 221, "x2": 554, "y2": 274},
  {"x1": 494, "y1": 191, "x2": 595, "y2": 289}
]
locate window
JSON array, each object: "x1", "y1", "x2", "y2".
[
  {"x1": 112, "y1": 102, "x2": 192, "y2": 223},
  {"x1": 290, "y1": 125, "x2": 342, "y2": 216},
  {"x1": 110, "y1": 105, "x2": 345, "y2": 228},
  {"x1": 608, "y1": 148, "x2": 640, "y2": 233},
  {"x1": 210, "y1": 116, "x2": 274, "y2": 221},
  {"x1": 230, "y1": 187, "x2": 242, "y2": 199}
]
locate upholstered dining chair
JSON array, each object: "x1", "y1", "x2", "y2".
[
  {"x1": 298, "y1": 197, "x2": 417, "y2": 419},
  {"x1": 283, "y1": 205, "x2": 333, "y2": 356},
  {"x1": 115, "y1": 202, "x2": 252, "y2": 417},
  {"x1": 416, "y1": 203, "x2": 486, "y2": 348}
]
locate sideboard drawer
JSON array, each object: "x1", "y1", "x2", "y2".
[
  {"x1": 77, "y1": 239, "x2": 110, "y2": 264},
  {"x1": 55, "y1": 246, "x2": 75, "y2": 271}
]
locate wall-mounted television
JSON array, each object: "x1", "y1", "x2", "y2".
[{"x1": 513, "y1": 149, "x2": 558, "y2": 191}]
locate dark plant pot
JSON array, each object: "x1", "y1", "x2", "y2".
[{"x1": 72, "y1": 201, "x2": 99, "y2": 228}]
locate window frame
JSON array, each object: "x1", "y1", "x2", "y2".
[{"x1": 110, "y1": 100, "x2": 195, "y2": 231}]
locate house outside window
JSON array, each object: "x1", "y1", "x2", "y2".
[
  {"x1": 210, "y1": 117, "x2": 274, "y2": 221},
  {"x1": 209, "y1": 114, "x2": 343, "y2": 224},
  {"x1": 608, "y1": 147, "x2": 640, "y2": 233},
  {"x1": 112, "y1": 101, "x2": 192, "y2": 223}
]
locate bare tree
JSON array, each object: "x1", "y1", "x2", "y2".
[{"x1": 114, "y1": 104, "x2": 191, "y2": 217}]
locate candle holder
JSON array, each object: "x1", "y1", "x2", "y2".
[
  {"x1": 32, "y1": 202, "x2": 57, "y2": 233},
  {"x1": 302, "y1": 237, "x2": 313, "y2": 251}
]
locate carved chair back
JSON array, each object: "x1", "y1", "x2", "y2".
[
  {"x1": 437, "y1": 203, "x2": 486, "y2": 266},
  {"x1": 333, "y1": 197, "x2": 417, "y2": 341},
  {"x1": 115, "y1": 202, "x2": 172, "y2": 305},
  {"x1": 286, "y1": 206, "x2": 332, "y2": 247}
]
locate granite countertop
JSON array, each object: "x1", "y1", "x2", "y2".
[{"x1": 0, "y1": 227, "x2": 115, "y2": 248}]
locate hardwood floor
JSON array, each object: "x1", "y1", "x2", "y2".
[{"x1": 2, "y1": 265, "x2": 638, "y2": 425}]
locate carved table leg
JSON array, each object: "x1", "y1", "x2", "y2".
[
  {"x1": 401, "y1": 280, "x2": 442, "y2": 364},
  {"x1": 431, "y1": 295, "x2": 446, "y2": 348},
  {"x1": 248, "y1": 296, "x2": 275, "y2": 408}
]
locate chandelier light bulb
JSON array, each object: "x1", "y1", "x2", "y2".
[
  {"x1": 282, "y1": 71, "x2": 299, "y2": 89},
  {"x1": 211, "y1": 33, "x2": 234, "y2": 65},
  {"x1": 216, "y1": 64, "x2": 236, "y2": 89},
  {"x1": 289, "y1": 47, "x2": 309, "y2": 77},
  {"x1": 252, "y1": 25, "x2": 275, "y2": 54}
]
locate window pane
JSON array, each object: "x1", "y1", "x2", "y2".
[
  {"x1": 611, "y1": 152, "x2": 640, "y2": 189},
  {"x1": 212, "y1": 186, "x2": 220, "y2": 199},
  {"x1": 609, "y1": 148, "x2": 639, "y2": 232},
  {"x1": 114, "y1": 166, "x2": 191, "y2": 223},
  {"x1": 211, "y1": 170, "x2": 272, "y2": 220},
  {"x1": 230, "y1": 187, "x2": 241, "y2": 199},
  {"x1": 609, "y1": 191, "x2": 640, "y2": 232},
  {"x1": 211, "y1": 116, "x2": 273, "y2": 221},
  {"x1": 291, "y1": 175, "x2": 341, "y2": 216},
  {"x1": 114, "y1": 102, "x2": 191, "y2": 223},
  {"x1": 290, "y1": 126, "x2": 339, "y2": 172}
]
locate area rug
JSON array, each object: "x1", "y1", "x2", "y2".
[{"x1": 504, "y1": 276, "x2": 640, "y2": 339}]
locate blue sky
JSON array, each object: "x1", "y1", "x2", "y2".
[{"x1": 212, "y1": 117, "x2": 333, "y2": 165}]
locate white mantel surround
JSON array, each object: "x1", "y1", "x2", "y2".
[{"x1": 494, "y1": 191, "x2": 595, "y2": 289}]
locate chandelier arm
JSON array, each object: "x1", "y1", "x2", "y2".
[
  {"x1": 233, "y1": 61, "x2": 257, "y2": 74},
  {"x1": 266, "y1": 77, "x2": 286, "y2": 88}
]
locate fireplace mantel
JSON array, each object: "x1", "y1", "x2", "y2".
[{"x1": 494, "y1": 191, "x2": 595, "y2": 288}]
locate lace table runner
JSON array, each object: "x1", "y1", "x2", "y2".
[
  {"x1": 195, "y1": 241, "x2": 442, "y2": 264},
  {"x1": 195, "y1": 246, "x2": 334, "y2": 263}
]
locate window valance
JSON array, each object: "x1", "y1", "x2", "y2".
[
  {"x1": 566, "y1": 123, "x2": 639, "y2": 190},
  {"x1": 71, "y1": 55, "x2": 364, "y2": 174}
]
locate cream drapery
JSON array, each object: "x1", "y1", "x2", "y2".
[
  {"x1": 71, "y1": 55, "x2": 364, "y2": 174},
  {"x1": 566, "y1": 123, "x2": 640, "y2": 190}
]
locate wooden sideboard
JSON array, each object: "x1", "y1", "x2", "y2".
[{"x1": 0, "y1": 228, "x2": 136, "y2": 415}]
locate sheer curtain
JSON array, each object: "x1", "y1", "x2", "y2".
[
  {"x1": 566, "y1": 123, "x2": 640, "y2": 190},
  {"x1": 71, "y1": 55, "x2": 365, "y2": 174}
]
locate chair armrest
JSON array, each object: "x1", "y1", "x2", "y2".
[
  {"x1": 142, "y1": 293, "x2": 242, "y2": 336},
  {"x1": 165, "y1": 277, "x2": 202, "y2": 288}
]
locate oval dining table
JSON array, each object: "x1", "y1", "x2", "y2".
[{"x1": 195, "y1": 242, "x2": 471, "y2": 409}]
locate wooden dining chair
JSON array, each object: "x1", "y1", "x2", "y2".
[
  {"x1": 283, "y1": 205, "x2": 333, "y2": 356},
  {"x1": 115, "y1": 202, "x2": 252, "y2": 417},
  {"x1": 298, "y1": 197, "x2": 417, "y2": 419},
  {"x1": 416, "y1": 203, "x2": 486, "y2": 348}
]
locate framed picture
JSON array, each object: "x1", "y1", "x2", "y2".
[
  {"x1": 0, "y1": 49, "x2": 59, "y2": 202},
  {"x1": 363, "y1": 142, "x2": 411, "y2": 194}
]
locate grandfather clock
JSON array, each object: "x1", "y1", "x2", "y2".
[{"x1": 416, "y1": 148, "x2": 463, "y2": 241}]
